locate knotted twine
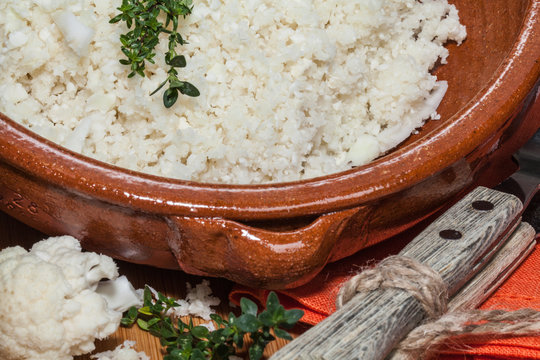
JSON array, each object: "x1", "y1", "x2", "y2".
[{"x1": 336, "y1": 255, "x2": 540, "y2": 360}]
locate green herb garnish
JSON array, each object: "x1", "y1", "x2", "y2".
[
  {"x1": 122, "y1": 286, "x2": 304, "y2": 360},
  {"x1": 110, "y1": 0, "x2": 200, "y2": 108}
]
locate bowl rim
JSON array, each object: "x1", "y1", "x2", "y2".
[{"x1": 1, "y1": 0, "x2": 540, "y2": 220}]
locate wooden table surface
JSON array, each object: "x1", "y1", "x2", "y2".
[{"x1": 0, "y1": 210, "x2": 307, "y2": 360}]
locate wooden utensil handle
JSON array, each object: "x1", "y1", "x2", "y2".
[
  {"x1": 447, "y1": 221, "x2": 535, "y2": 312},
  {"x1": 271, "y1": 187, "x2": 522, "y2": 360},
  {"x1": 387, "y1": 221, "x2": 536, "y2": 360}
]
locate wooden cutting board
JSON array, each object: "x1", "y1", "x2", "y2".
[{"x1": 0, "y1": 210, "x2": 303, "y2": 359}]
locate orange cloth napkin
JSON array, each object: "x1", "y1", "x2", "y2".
[{"x1": 230, "y1": 229, "x2": 540, "y2": 359}]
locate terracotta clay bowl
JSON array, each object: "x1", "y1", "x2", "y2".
[{"x1": 1, "y1": 0, "x2": 540, "y2": 289}]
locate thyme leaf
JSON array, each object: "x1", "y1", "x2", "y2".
[
  {"x1": 111, "y1": 0, "x2": 199, "y2": 108},
  {"x1": 122, "y1": 286, "x2": 304, "y2": 360}
]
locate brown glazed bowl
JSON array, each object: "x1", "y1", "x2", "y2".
[{"x1": 1, "y1": 0, "x2": 540, "y2": 289}]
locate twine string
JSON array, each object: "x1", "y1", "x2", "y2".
[
  {"x1": 336, "y1": 255, "x2": 540, "y2": 360},
  {"x1": 336, "y1": 256, "x2": 448, "y2": 318}
]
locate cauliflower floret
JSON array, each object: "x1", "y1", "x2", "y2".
[
  {"x1": 31, "y1": 235, "x2": 118, "y2": 292},
  {"x1": 0, "y1": 236, "x2": 141, "y2": 360}
]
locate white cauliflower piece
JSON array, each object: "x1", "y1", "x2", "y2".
[
  {"x1": 31, "y1": 235, "x2": 118, "y2": 292},
  {"x1": 96, "y1": 276, "x2": 144, "y2": 313},
  {"x1": 164, "y1": 280, "x2": 221, "y2": 320},
  {"x1": 0, "y1": 236, "x2": 141, "y2": 360},
  {"x1": 52, "y1": 10, "x2": 95, "y2": 57},
  {"x1": 91, "y1": 340, "x2": 150, "y2": 360}
]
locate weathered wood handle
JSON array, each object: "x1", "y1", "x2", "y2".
[
  {"x1": 387, "y1": 221, "x2": 537, "y2": 360},
  {"x1": 270, "y1": 187, "x2": 522, "y2": 360},
  {"x1": 447, "y1": 221, "x2": 536, "y2": 312}
]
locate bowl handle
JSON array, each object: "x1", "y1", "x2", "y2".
[{"x1": 166, "y1": 207, "x2": 360, "y2": 289}]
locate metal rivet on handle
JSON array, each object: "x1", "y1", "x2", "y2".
[
  {"x1": 472, "y1": 200, "x2": 495, "y2": 211},
  {"x1": 439, "y1": 229, "x2": 463, "y2": 240}
]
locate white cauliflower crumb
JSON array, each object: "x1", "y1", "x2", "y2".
[
  {"x1": 200, "y1": 321, "x2": 216, "y2": 332},
  {"x1": 167, "y1": 280, "x2": 221, "y2": 320},
  {"x1": 52, "y1": 10, "x2": 95, "y2": 57},
  {"x1": 148, "y1": 280, "x2": 220, "y2": 320},
  {"x1": 0, "y1": 236, "x2": 142, "y2": 360},
  {"x1": 91, "y1": 341, "x2": 150, "y2": 360}
]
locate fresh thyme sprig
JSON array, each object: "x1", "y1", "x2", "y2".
[
  {"x1": 121, "y1": 286, "x2": 304, "y2": 360},
  {"x1": 110, "y1": 0, "x2": 200, "y2": 108}
]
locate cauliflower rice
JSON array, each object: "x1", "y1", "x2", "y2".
[{"x1": 0, "y1": 0, "x2": 466, "y2": 184}]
